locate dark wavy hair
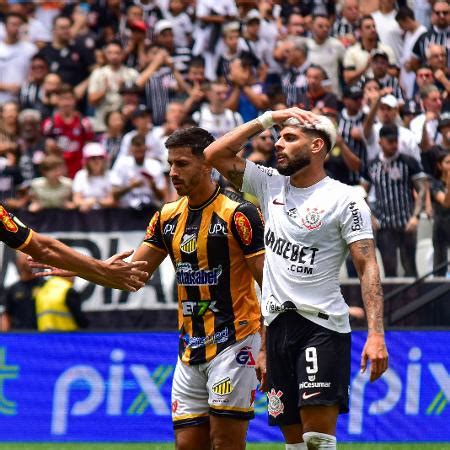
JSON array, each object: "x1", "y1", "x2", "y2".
[{"x1": 165, "y1": 127, "x2": 215, "y2": 157}]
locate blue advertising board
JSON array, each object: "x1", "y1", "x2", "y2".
[{"x1": 0, "y1": 331, "x2": 448, "y2": 442}]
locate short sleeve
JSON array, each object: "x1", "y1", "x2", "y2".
[
  {"x1": 230, "y1": 201, "x2": 265, "y2": 257},
  {"x1": 142, "y1": 210, "x2": 167, "y2": 254},
  {"x1": 0, "y1": 205, "x2": 33, "y2": 250},
  {"x1": 242, "y1": 160, "x2": 274, "y2": 202},
  {"x1": 339, "y1": 195, "x2": 373, "y2": 245}
]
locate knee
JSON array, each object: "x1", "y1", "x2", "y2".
[{"x1": 302, "y1": 432, "x2": 336, "y2": 450}]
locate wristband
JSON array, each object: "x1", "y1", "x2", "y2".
[{"x1": 257, "y1": 111, "x2": 274, "y2": 130}]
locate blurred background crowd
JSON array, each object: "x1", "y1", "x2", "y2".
[{"x1": 0, "y1": 0, "x2": 448, "y2": 288}]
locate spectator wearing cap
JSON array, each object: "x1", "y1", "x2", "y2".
[
  {"x1": 410, "y1": 85, "x2": 443, "y2": 151},
  {"x1": 136, "y1": 43, "x2": 186, "y2": 126},
  {"x1": 123, "y1": 17, "x2": 149, "y2": 70},
  {"x1": 296, "y1": 64, "x2": 339, "y2": 116},
  {"x1": 153, "y1": 19, "x2": 192, "y2": 75},
  {"x1": 336, "y1": 85, "x2": 368, "y2": 185},
  {"x1": 307, "y1": 14, "x2": 345, "y2": 97},
  {"x1": 371, "y1": 0, "x2": 403, "y2": 62},
  {"x1": 135, "y1": 0, "x2": 164, "y2": 33},
  {"x1": 361, "y1": 123, "x2": 428, "y2": 277},
  {"x1": 116, "y1": 104, "x2": 166, "y2": 163},
  {"x1": 410, "y1": 0, "x2": 450, "y2": 70},
  {"x1": 401, "y1": 99, "x2": 421, "y2": 128},
  {"x1": 38, "y1": 15, "x2": 93, "y2": 91},
  {"x1": 363, "y1": 92, "x2": 421, "y2": 162},
  {"x1": 422, "y1": 112, "x2": 450, "y2": 176},
  {"x1": 162, "y1": 0, "x2": 193, "y2": 48},
  {"x1": 88, "y1": 41, "x2": 139, "y2": 133},
  {"x1": 111, "y1": 134, "x2": 167, "y2": 209},
  {"x1": 0, "y1": 13, "x2": 37, "y2": 105},
  {"x1": 73, "y1": 143, "x2": 116, "y2": 212},
  {"x1": 332, "y1": 0, "x2": 360, "y2": 48},
  {"x1": 343, "y1": 15, "x2": 396, "y2": 86},
  {"x1": 357, "y1": 49, "x2": 404, "y2": 104},
  {"x1": 279, "y1": 36, "x2": 310, "y2": 107},
  {"x1": 395, "y1": 6, "x2": 427, "y2": 99}
]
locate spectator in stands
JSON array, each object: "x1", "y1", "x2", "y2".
[
  {"x1": 425, "y1": 44, "x2": 450, "y2": 96},
  {"x1": 332, "y1": 0, "x2": 360, "y2": 48},
  {"x1": 0, "y1": 12, "x2": 37, "y2": 105},
  {"x1": 343, "y1": 15, "x2": 396, "y2": 86},
  {"x1": 29, "y1": 155, "x2": 74, "y2": 212},
  {"x1": 100, "y1": 110, "x2": 125, "y2": 168},
  {"x1": 19, "y1": 55, "x2": 49, "y2": 112},
  {"x1": 0, "y1": 145, "x2": 25, "y2": 209},
  {"x1": 0, "y1": 251, "x2": 41, "y2": 331},
  {"x1": 410, "y1": 85, "x2": 443, "y2": 150},
  {"x1": 307, "y1": 14, "x2": 345, "y2": 97},
  {"x1": 246, "y1": 129, "x2": 276, "y2": 167},
  {"x1": 162, "y1": 0, "x2": 193, "y2": 48},
  {"x1": 73, "y1": 143, "x2": 116, "y2": 212},
  {"x1": 395, "y1": 6, "x2": 427, "y2": 99},
  {"x1": 422, "y1": 112, "x2": 450, "y2": 177},
  {"x1": 123, "y1": 17, "x2": 148, "y2": 70},
  {"x1": 215, "y1": 22, "x2": 241, "y2": 82},
  {"x1": 193, "y1": 81, "x2": 243, "y2": 138},
  {"x1": 401, "y1": 98, "x2": 422, "y2": 129},
  {"x1": 412, "y1": 66, "x2": 436, "y2": 104},
  {"x1": 118, "y1": 81, "x2": 141, "y2": 132},
  {"x1": 17, "y1": 109, "x2": 45, "y2": 182},
  {"x1": 361, "y1": 123, "x2": 428, "y2": 277},
  {"x1": 0, "y1": 101, "x2": 19, "y2": 157},
  {"x1": 39, "y1": 15, "x2": 93, "y2": 94},
  {"x1": 152, "y1": 101, "x2": 186, "y2": 144},
  {"x1": 182, "y1": 56, "x2": 208, "y2": 115},
  {"x1": 371, "y1": 0, "x2": 403, "y2": 62},
  {"x1": 111, "y1": 134, "x2": 167, "y2": 209},
  {"x1": 118, "y1": 104, "x2": 166, "y2": 162},
  {"x1": 278, "y1": 36, "x2": 310, "y2": 107},
  {"x1": 43, "y1": 84, "x2": 95, "y2": 178},
  {"x1": 88, "y1": 41, "x2": 139, "y2": 133},
  {"x1": 430, "y1": 150, "x2": 450, "y2": 276},
  {"x1": 35, "y1": 276, "x2": 88, "y2": 331},
  {"x1": 297, "y1": 64, "x2": 339, "y2": 116},
  {"x1": 410, "y1": 0, "x2": 449, "y2": 69}
]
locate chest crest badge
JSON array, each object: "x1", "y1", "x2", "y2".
[
  {"x1": 301, "y1": 207, "x2": 325, "y2": 231},
  {"x1": 180, "y1": 233, "x2": 197, "y2": 254}
]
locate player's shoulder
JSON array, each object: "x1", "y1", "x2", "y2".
[
  {"x1": 160, "y1": 196, "x2": 188, "y2": 219},
  {"x1": 323, "y1": 178, "x2": 364, "y2": 203}
]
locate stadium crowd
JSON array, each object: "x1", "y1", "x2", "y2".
[{"x1": 0, "y1": 0, "x2": 448, "y2": 280}]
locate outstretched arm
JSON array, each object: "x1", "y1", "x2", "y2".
[
  {"x1": 349, "y1": 238, "x2": 388, "y2": 382},
  {"x1": 23, "y1": 232, "x2": 148, "y2": 291}
]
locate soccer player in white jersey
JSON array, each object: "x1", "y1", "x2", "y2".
[{"x1": 204, "y1": 107, "x2": 388, "y2": 450}]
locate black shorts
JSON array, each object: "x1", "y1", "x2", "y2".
[{"x1": 266, "y1": 311, "x2": 351, "y2": 426}]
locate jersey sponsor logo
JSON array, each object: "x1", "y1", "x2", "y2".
[
  {"x1": 144, "y1": 212, "x2": 159, "y2": 240},
  {"x1": 180, "y1": 233, "x2": 197, "y2": 254},
  {"x1": 0, "y1": 206, "x2": 18, "y2": 233},
  {"x1": 265, "y1": 297, "x2": 297, "y2": 314},
  {"x1": 302, "y1": 391, "x2": 321, "y2": 400},
  {"x1": 163, "y1": 223, "x2": 175, "y2": 235},
  {"x1": 212, "y1": 377, "x2": 233, "y2": 396},
  {"x1": 181, "y1": 299, "x2": 219, "y2": 317},
  {"x1": 348, "y1": 201, "x2": 364, "y2": 231},
  {"x1": 234, "y1": 212, "x2": 252, "y2": 246},
  {"x1": 287, "y1": 208, "x2": 298, "y2": 218},
  {"x1": 299, "y1": 381, "x2": 331, "y2": 389},
  {"x1": 267, "y1": 388, "x2": 284, "y2": 418},
  {"x1": 272, "y1": 198, "x2": 285, "y2": 205},
  {"x1": 176, "y1": 263, "x2": 222, "y2": 286},
  {"x1": 208, "y1": 223, "x2": 227, "y2": 235},
  {"x1": 301, "y1": 207, "x2": 325, "y2": 231},
  {"x1": 256, "y1": 165, "x2": 274, "y2": 176},
  {"x1": 183, "y1": 327, "x2": 229, "y2": 349},
  {"x1": 264, "y1": 228, "x2": 318, "y2": 270},
  {"x1": 235, "y1": 346, "x2": 256, "y2": 366}
]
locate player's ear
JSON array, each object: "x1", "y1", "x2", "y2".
[{"x1": 310, "y1": 137, "x2": 325, "y2": 154}]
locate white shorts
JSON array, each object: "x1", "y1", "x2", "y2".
[{"x1": 171, "y1": 333, "x2": 261, "y2": 429}]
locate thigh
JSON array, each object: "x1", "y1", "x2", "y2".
[
  {"x1": 172, "y1": 358, "x2": 210, "y2": 430},
  {"x1": 210, "y1": 415, "x2": 249, "y2": 450},
  {"x1": 207, "y1": 333, "x2": 260, "y2": 421},
  {"x1": 175, "y1": 423, "x2": 211, "y2": 450}
]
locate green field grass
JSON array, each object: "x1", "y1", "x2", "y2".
[{"x1": 0, "y1": 444, "x2": 449, "y2": 450}]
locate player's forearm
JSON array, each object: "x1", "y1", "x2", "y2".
[{"x1": 360, "y1": 262, "x2": 385, "y2": 335}]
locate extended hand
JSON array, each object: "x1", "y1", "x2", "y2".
[
  {"x1": 360, "y1": 333, "x2": 389, "y2": 382},
  {"x1": 104, "y1": 250, "x2": 149, "y2": 291},
  {"x1": 27, "y1": 257, "x2": 77, "y2": 278}
]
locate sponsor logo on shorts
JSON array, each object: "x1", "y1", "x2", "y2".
[
  {"x1": 212, "y1": 377, "x2": 233, "y2": 396},
  {"x1": 302, "y1": 391, "x2": 321, "y2": 400},
  {"x1": 0, "y1": 206, "x2": 18, "y2": 233},
  {"x1": 180, "y1": 233, "x2": 197, "y2": 254},
  {"x1": 267, "y1": 389, "x2": 284, "y2": 418},
  {"x1": 301, "y1": 207, "x2": 325, "y2": 231},
  {"x1": 176, "y1": 262, "x2": 222, "y2": 286},
  {"x1": 234, "y1": 212, "x2": 253, "y2": 246},
  {"x1": 183, "y1": 327, "x2": 229, "y2": 349},
  {"x1": 235, "y1": 346, "x2": 255, "y2": 366},
  {"x1": 299, "y1": 382, "x2": 331, "y2": 389},
  {"x1": 172, "y1": 400, "x2": 178, "y2": 413},
  {"x1": 144, "y1": 212, "x2": 159, "y2": 240}
]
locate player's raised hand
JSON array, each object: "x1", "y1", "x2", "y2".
[
  {"x1": 271, "y1": 107, "x2": 320, "y2": 127},
  {"x1": 360, "y1": 333, "x2": 389, "y2": 382}
]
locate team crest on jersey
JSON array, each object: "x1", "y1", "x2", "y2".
[
  {"x1": 234, "y1": 212, "x2": 252, "y2": 245},
  {"x1": 0, "y1": 206, "x2": 18, "y2": 233},
  {"x1": 144, "y1": 212, "x2": 159, "y2": 240},
  {"x1": 180, "y1": 233, "x2": 197, "y2": 254},
  {"x1": 212, "y1": 377, "x2": 233, "y2": 396},
  {"x1": 301, "y1": 208, "x2": 325, "y2": 231},
  {"x1": 267, "y1": 389, "x2": 284, "y2": 418}
]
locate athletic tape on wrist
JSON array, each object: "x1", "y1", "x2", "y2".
[{"x1": 257, "y1": 111, "x2": 274, "y2": 130}]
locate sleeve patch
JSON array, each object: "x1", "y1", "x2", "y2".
[
  {"x1": 144, "y1": 212, "x2": 159, "y2": 240},
  {"x1": 0, "y1": 205, "x2": 18, "y2": 233},
  {"x1": 234, "y1": 211, "x2": 253, "y2": 246}
]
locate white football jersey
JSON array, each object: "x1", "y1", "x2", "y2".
[{"x1": 243, "y1": 161, "x2": 373, "y2": 333}]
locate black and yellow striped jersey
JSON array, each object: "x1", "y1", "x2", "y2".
[
  {"x1": 0, "y1": 204, "x2": 32, "y2": 250},
  {"x1": 143, "y1": 186, "x2": 265, "y2": 365}
]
